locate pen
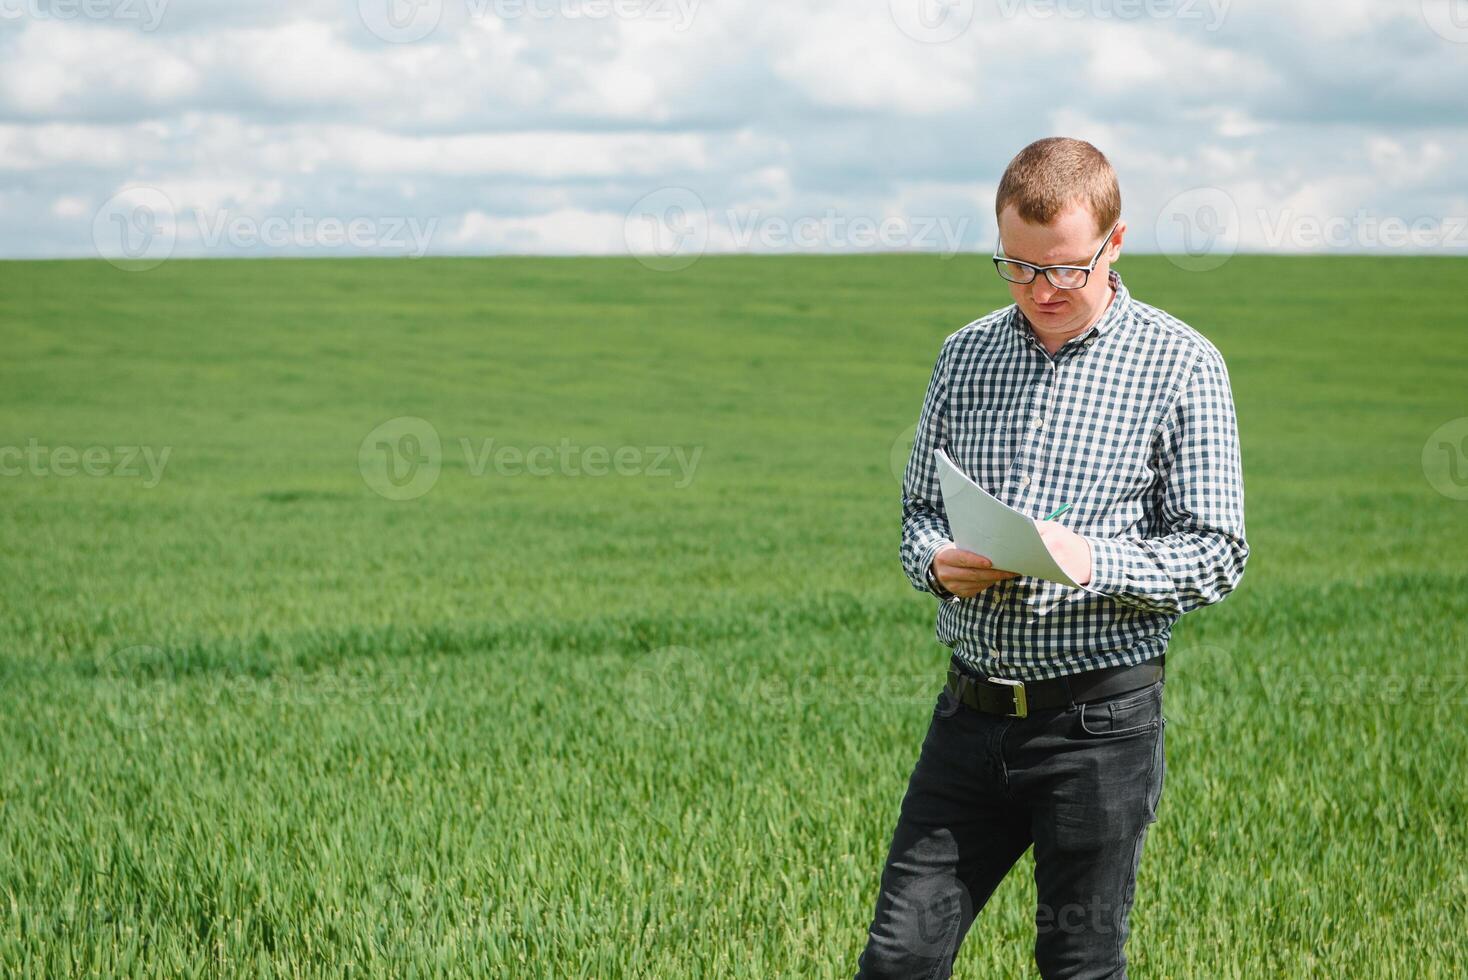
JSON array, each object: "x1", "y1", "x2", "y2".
[{"x1": 1041, "y1": 503, "x2": 1071, "y2": 521}]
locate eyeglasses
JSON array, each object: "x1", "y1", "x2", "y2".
[{"x1": 992, "y1": 221, "x2": 1119, "y2": 290}]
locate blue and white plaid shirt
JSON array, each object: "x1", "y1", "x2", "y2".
[{"x1": 900, "y1": 269, "x2": 1249, "y2": 681}]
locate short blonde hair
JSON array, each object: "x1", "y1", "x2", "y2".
[{"x1": 995, "y1": 137, "x2": 1120, "y2": 235}]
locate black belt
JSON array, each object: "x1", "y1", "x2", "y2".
[{"x1": 945, "y1": 654, "x2": 1164, "y2": 718}]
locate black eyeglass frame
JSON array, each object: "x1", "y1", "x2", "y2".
[{"x1": 992, "y1": 221, "x2": 1120, "y2": 290}]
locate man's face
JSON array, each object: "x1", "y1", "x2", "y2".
[{"x1": 997, "y1": 202, "x2": 1125, "y2": 344}]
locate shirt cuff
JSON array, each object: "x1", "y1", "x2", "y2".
[
  {"x1": 921, "y1": 539, "x2": 957, "y2": 599},
  {"x1": 1082, "y1": 536, "x2": 1128, "y2": 597}
]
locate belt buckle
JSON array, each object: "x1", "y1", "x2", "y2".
[{"x1": 987, "y1": 677, "x2": 1028, "y2": 718}]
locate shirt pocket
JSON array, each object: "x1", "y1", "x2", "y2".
[{"x1": 944, "y1": 407, "x2": 1018, "y2": 496}]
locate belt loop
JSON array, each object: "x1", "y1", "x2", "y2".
[{"x1": 1060, "y1": 672, "x2": 1078, "y2": 710}]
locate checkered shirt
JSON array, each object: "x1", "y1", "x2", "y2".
[{"x1": 899, "y1": 269, "x2": 1249, "y2": 681}]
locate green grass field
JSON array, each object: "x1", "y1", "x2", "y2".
[{"x1": 1, "y1": 254, "x2": 1465, "y2": 977}]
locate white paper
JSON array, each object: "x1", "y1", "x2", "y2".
[{"x1": 933, "y1": 447, "x2": 1081, "y2": 588}]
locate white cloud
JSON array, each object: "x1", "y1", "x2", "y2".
[
  {"x1": 449, "y1": 206, "x2": 628, "y2": 253},
  {"x1": 0, "y1": 116, "x2": 709, "y2": 179},
  {"x1": 51, "y1": 195, "x2": 88, "y2": 217},
  {"x1": 322, "y1": 127, "x2": 711, "y2": 178},
  {"x1": 0, "y1": 121, "x2": 171, "y2": 170},
  {"x1": 1081, "y1": 21, "x2": 1283, "y2": 102},
  {"x1": 769, "y1": 5, "x2": 980, "y2": 115},
  {"x1": 0, "y1": 24, "x2": 200, "y2": 117},
  {"x1": 1366, "y1": 136, "x2": 1449, "y2": 187}
]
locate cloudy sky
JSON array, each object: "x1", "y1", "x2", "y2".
[{"x1": 3, "y1": 0, "x2": 1467, "y2": 261}]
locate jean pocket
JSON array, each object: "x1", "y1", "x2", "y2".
[
  {"x1": 933, "y1": 686, "x2": 963, "y2": 720},
  {"x1": 1076, "y1": 680, "x2": 1162, "y2": 739}
]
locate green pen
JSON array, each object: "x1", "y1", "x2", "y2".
[{"x1": 1041, "y1": 503, "x2": 1072, "y2": 521}]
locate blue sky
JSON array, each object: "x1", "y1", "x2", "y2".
[{"x1": 3, "y1": 0, "x2": 1466, "y2": 260}]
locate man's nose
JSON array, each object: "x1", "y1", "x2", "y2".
[{"x1": 1030, "y1": 277, "x2": 1057, "y2": 303}]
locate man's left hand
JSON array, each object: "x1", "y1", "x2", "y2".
[{"x1": 1035, "y1": 520, "x2": 1093, "y2": 586}]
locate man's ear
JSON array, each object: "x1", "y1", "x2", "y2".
[{"x1": 1109, "y1": 220, "x2": 1127, "y2": 260}]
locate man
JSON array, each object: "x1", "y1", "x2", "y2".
[{"x1": 855, "y1": 137, "x2": 1249, "y2": 979}]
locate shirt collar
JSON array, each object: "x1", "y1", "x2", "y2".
[{"x1": 1008, "y1": 268, "x2": 1131, "y2": 351}]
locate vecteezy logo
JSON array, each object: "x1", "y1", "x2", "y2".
[
  {"x1": 897, "y1": 874, "x2": 973, "y2": 961},
  {"x1": 358, "y1": 0, "x2": 443, "y2": 43},
  {"x1": 624, "y1": 187, "x2": 709, "y2": 272},
  {"x1": 94, "y1": 644, "x2": 174, "y2": 730},
  {"x1": 1423, "y1": 417, "x2": 1468, "y2": 500},
  {"x1": 358, "y1": 417, "x2": 442, "y2": 500},
  {"x1": 624, "y1": 646, "x2": 707, "y2": 728},
  {"x1": 889, "y1": 0, "x2": 975, "y2": 43},
  {"x1": 1154, "y1": 186, "x2": 1241, "y2": 272},
  {"x1": 891, "y1": 422, "x2": 919, "y2": 486},
  {"x1": 92, "y1": 186, "x2": 176, "y2": 271},
  {"x1": 1423, "y1": 0, "x2": 1468, "y2": 43}
]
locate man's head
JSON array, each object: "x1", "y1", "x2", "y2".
[{"x1": 994, "y1": 137, "x2": 1126, "y2": 345}]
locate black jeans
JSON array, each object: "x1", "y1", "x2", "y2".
[{"x1": 855, "y1": 669, "x2": 1166, "y2": 980}]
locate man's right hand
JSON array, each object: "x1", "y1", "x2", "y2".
[{"x1": 932, "y1": 544, "x2": 1020, "y2": 598}]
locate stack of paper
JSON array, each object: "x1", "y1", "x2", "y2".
[{"x1": 932, "y1": 447, "x2": 1081, "y2": 588}]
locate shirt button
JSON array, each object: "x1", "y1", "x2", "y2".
[
  {"x1": 1019, "y1": 475, "x2": 1031, "y2": 487},
  {"x1": 1031, "y1": 417, "x2": 1044, "y2": 429}
]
